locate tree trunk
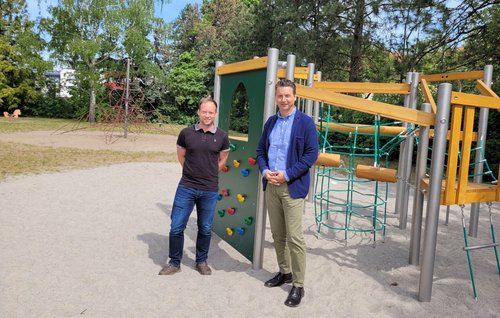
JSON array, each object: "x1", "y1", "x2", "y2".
[
  {"x1": 88, "y1": 84, "x2": 96, "y2": 123},
  {"x1": 349, "y1": 0, "x2": 365, "y2": 83}
]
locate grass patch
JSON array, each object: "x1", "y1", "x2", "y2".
[
  {"x1": 0, "y1": 141, "x2": 178, "y2": 181},
  {"x1": 0, "y1": 117, "x2": 186, "y2": 136}
]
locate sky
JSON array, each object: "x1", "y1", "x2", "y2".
[{"x1": 26, "y1": 0, "x2": 203, "y2": 23}]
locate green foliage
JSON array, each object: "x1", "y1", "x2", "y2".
[
  {"x1": 167, "y1": 51, "x2": 208, "y2": 120},
  {"x1": 229, "y1": 83, "x2": 249, "y2": 134},
  {"x1": 0, "y1": 0, "x2": 51, "y2": 113}
]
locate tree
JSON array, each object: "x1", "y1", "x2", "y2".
[
  {"x1": 41, "y1": 0, "x2": 168, "y2": 123},
  {"x1": 381, "y1": 0, "x2": 498, "y2": 79},
  {"x1": 0, "y1": 0, "x2": 51, "y2": 113},
  {"x1": 167, "y1": 51, "x2": 208, "y2": 123}
]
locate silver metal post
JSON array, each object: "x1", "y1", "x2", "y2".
[
  {"x1": 395, "y1": 72, "x2": 413, "y2": 214},
  {"x1": 305, "y1": 63, "x2": 315, "y2": 203},
  {"x1": 418, "y1": 83, "x2": 452, "y2": 302},
  {"x1": 213, "y1": 61, "x2": 224, "y2": 127},
  {"x1": 123, "y1": 58, "x2": 131, "y2": 138},
  {"x1": 313, "y1": 71, "x2": 321, "y2": 122},
  {"x1": 409, "y1": 103, "x2": 431, "y2": 265},
  {"x1": 469, "y1": 64, "x2": 493, "y2": 237},
  {"x1": 400, "y1": 72, "x2": 420, "y2": 229},
  {"x1": 286, "y1": 54, "x2": 295, "y2": 81},
  {"x1": 253, "y1": 48, "x2": 279, "y2": 270}
]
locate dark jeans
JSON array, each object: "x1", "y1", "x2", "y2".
[{"x1": 168, "y1": 185, "x2": 219, "y2": 267}]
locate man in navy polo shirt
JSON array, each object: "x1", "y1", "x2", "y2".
[{"x1": 159, "y1": 97, "x2": 230, "y2": 276}]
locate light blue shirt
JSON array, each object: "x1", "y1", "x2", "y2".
[{"x1": 265, "y1": 108, "x2": 296, "y2": 181}]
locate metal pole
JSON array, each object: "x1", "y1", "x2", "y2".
[
  {"x1": 253, "y1": 48, "x2": 279, "y2": 270},
  {"x1": 123, "y1": 58, "x2": 131, "y2": 138},
  {"x1": 400, "y1": 72, "x2": 420, "y2": 229},
  {"x1": 305, "y1": 63, "x2": 315, "y2": 203},
  {"x1": 418, "y1": 83, "x2": 452, "y2": 302},
  {"x1": 409, "y1": 103, "x2": 431, "y2": 265},
  {"x1": 395, "y1": 72, "x2": 413, "y2": 214},
  {"x1": 313, "y1": 71, "x2": 321, "y2": 122},
  {"x1": 213, "y1": 61, "x2": 224, "y2": 127},
  {"x1": 469, "y1": 64, "x2": 493, "y2": 237},
  {"x1": 286, "y1": 54, "x2": 295, "y2": 81}
]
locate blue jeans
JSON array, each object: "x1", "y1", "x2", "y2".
[{"x1": 168, "y1": 185, "x2": 219, "y2": 267}]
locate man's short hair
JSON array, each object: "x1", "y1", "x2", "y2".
[
  {"x1": 275, "y1": 78, "x2": 296, "y2": 95},
  {"x1": 199, "y1": 97, "x2": 218, "y2": 110}
]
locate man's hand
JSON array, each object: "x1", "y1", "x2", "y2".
[{"x1": 266, "y1": 170, "x2": 285, "y2": 186}]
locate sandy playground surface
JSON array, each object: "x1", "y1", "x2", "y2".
[{"x1": 0, "y1": 130, "x2": 499, "y2": 317}]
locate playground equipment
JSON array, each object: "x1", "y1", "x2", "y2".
[{"x1": 214, "y1": 48, "x2": 499, "y2": 302}]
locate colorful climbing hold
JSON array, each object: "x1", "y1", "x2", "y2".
[
  {"x1": 237, "y1": 227, "x2": 245, "y2": 235},
  {"x1": 236, "y1": 194, "x2": 246, "y2": 203},
  {"x1": 233, "y1": 160, "x2": 240, "y2": 168},
  {"x1": 217, "y1": 194, "x2": 223, "y2": 201},
  {"x1": 240, "y1": 169, "x2": 249, "y2": 177},
  {"x1": 227, "y1": 207, "x2": 236, "y2": 215},
  {"x1": 244, "y1": 217, "x2": 253, "y2": 225},
  {"x1": 247, "y1": 157, "x2": 257, "y2": 166},
  {"x1": 230, "y1": 144, "x2": 237, "y2": 152},
  {"x1": 226, "y1": 227, "x2": 234, "y2": 236},
  {"x1": 222, "y1": 165, "x2": 229, "y2": 172},
  {"x1": 218, "y1": 209, "x2": 225, "y2": 217}
]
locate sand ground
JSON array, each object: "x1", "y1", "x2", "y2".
[{"x1": 0, "y1": 131, "x2": 499, "y2": 317}]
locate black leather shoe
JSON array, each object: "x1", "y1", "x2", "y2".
[
  {"x1": 285, "y1": 286, "x2": 304, "y2": 307},
  {"x1": 264, "y1": 272, "x2": 292, "y2": 287}
]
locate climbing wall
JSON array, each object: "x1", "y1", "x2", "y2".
[{"x1": 213, "y1": 69, "x2": 266, "y2": 262}]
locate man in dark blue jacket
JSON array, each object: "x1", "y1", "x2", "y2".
[{"x1": 256, "y1": 78, "x2": 318, "y2": 307}]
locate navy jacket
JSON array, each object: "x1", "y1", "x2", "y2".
[{"x1": 256, "y1": 109, "x2": 319, "y2": 199}]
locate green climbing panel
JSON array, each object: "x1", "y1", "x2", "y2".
[{"x1": 214, "y1": 69, "x2": 266, "y2": 262}]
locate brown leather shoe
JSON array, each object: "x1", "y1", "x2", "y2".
[
  {"x1": 195, "y1": 262, "x2": 212, "y2": 275},
  {"x1": 158, "y1": 264, "x2": 181, "y2": 275}
]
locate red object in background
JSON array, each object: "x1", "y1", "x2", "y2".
[
  {"x1": 104, "y1": 82, "x2": 124, "y2": 90},
  {"x1": 221, "y1": 189, "x2": 229, "y2": 197},
  {"x1": 227, "y1": 208, "x2": 236, "y2": 215},
  {"x1": 222, "y1": 165, "x2": 229, "y2": 172},
  {"x1": 247, "y1": 157, "x2": 257, "y2": 166}
]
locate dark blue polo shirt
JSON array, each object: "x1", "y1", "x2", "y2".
[{"x1": 177, "y1": 124, "x2": 230, "y2": 192}]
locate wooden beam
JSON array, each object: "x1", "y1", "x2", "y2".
[
  {"x1": 314, "y1": 82, "x2": 411, "y2": 94},
  {"x1": 217, "y1": 57, "x2": 268, "y2": 75},
  {"x1": 276, "y1": 68, "x2": 319, "y2": 81},
  {"x1": 456, "y1": 106, "x2": 475, "y2": 205},
  {"x1": 419, "y1": 79, "x2": 437, "y2": 113},
  {"x1": 443, "y1": 105, "x2": 463, "y2": 205},
  {"x1": 451, "y1": 92, "x2": 500, "y2": 109},
  {"x1": 420, "y1": 71, "x2": 484, "y2": 82},
  {"x1": 317, "y1": 122, "x2": 406, "y2": 136},
  {"x1": 296, "y1": 85, "x2": 435, "y2": 126}
]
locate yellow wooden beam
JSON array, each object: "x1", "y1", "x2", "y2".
[
  {"x1": 420, "y1": 71, "x2": 484, "y2": 82},
  {"x1": 355, "y1": 165, "x2": 397, "y2": 183},
  {"x1": 456, "y1": 106, "x2": 475, "y2": 205},
  {"x1": 424, "y1": 129, "x2": 478, "y2": 142},
  {"x1": 420, "y1": 179, "x2": 498, "y2": 205},
  {"x1": 314, "y1": 82, "x2": 411, "y2": 94},
  {"x1": 451, "y1": 92, "x2": 500, "y2": 109},
  {"x1": 276, "y1": 68, "x2": 319, "y2": 81},
  {"x1": 419, "y1": 79, "x2": 437, "y2": 113},
  {"x1": 317, "y1": 122, "x2": 406, "y2": 136},
  {"x1": 315, "y1": 153, "x2": 341, "y2": 167},
  {"x1": 217, "y1": 57, "x2": 268, "y2": 75},
  {"x1": 443, "y1": 105, "x2": 463, "y2": 205},
  {"x1": 296, "y1": 85, "x2": 435, "y2": 126},
  {"x1": 476, "y1": 80, "x2": 500, "y2": 112}
]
